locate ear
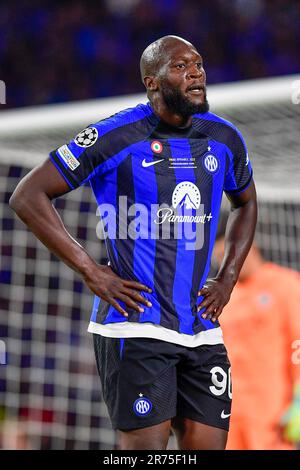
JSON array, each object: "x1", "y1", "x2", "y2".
[{"x1": 143, "y1": 76, "x2": 159, "y2": 92}]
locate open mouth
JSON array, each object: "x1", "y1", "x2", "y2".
[{"x1": 186, "y1": 84, "x2": 205, "y2": 96}]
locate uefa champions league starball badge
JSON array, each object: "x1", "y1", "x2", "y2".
[{"x1": 75, "y1": 127, "x2": 98, "y2": 147}]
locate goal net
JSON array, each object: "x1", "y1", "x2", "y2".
[{"x1": 1, "y1": 75, "x2": 300, "y2": 449}]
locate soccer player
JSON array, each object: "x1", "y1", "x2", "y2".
[{"x1": 9, "y1": 35, "x2": 257, "y2": 450}]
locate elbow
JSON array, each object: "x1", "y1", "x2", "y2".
[
  {"x1": 9, "y1": 189, "x2": 28, "y2": 216},
  {"x1": 9, "y1": 191, "x2": 19, "y2": 212}
]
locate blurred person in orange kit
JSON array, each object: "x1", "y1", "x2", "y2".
[{"x1": 213, "y1": 215, "x2": 300, "y2": 450}]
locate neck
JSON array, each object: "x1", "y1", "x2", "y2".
[{"x1": 150, "y1": 96, "x2": 193, "y2": 128}]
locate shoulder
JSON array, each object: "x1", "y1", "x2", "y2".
[
  {"x1": 82, "y1": 102, "x2": 157, "y2": 157},
  {"x1": 193, "y1": 111, "x2": 246, "y2": 149},
  {"x1": 193, "y1": 111, "x2": 241, "y2": 134},
  {"x1": 93, "y1": 102, "x2": 155, "y2": 138}
]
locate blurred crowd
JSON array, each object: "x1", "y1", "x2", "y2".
[{"x1": 0, "y1": 0, "x2": 300, "y2": 108}]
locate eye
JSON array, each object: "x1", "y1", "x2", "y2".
[
  {"x1": 175, "y1": 63, "x2": 185, "y2": 69},
  {"x1": 196, "y1": 62, "x2": 203, "y2": 69}
]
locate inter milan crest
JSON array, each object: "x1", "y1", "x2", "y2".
[
  {"x1": 203, "y1": 154, "x2": 219, "y2": 173},
  {"x1": 75, "y1": 127, "x2": 98, "y2": 147},
  {"x1": 133, "y1": 394, "x2": 152, "y2": 416}
]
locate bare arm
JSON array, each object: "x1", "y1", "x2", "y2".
[
  {"x1": 198, "y1": 180, "x2": 257, "y2": 321},
  {"x1": 9, "y1": 159, "x2": 152, "y2": 317}
]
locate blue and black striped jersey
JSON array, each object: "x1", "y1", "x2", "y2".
[{"x1": 50, "y1": 102, "x2": 252, "y2": 342}]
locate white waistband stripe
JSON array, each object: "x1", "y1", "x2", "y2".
[{"x1": 87, "y1": 321, "x2": 224, "y2": 348}]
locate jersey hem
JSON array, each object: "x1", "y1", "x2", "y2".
[{"x1": 87, "y1": 321, "x2": 224, "y2": 347}]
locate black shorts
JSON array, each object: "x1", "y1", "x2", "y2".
[{"x1": 93, "y1": 334, "x2": 232, "y2": 431}]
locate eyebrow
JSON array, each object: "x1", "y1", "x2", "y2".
[{"x1": 170, "y1": 54, "x2": 203, "y2": 63}]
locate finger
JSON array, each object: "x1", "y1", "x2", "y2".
[
  {"x1": 211, "y1": 305, "x2": 223, "y2": 323},
  {"x1": 205, "y1": 301, "x2": 220, "y2": 315},
  {"x1": 121, "y1": 287, "x2": 152, "y2": 307},
  {"x1": 123, "y1": 280, "x2": 152, "y2": 293},
  {"x1": 117, "y1": 293, "x2": 145, "y2": 313},
  {"x1": 198, "y1": 287, "x2": 211, "y2": 296},
  {"x1": 202, "y1": 302, "x2": 219, "y2": 320},
  {"x1": 106, "y1": 297, "x2": 128, "y2": 317},
  {"x1": 197, "y1": 295, "x2": 215, "y2": 311}
]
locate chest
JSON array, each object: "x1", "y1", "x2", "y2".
[{"x1": 125, "y1": 138, "x2": 228, "y2": 203}]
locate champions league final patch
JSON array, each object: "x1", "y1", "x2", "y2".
[
  {"x1": 168, "y1": 156, "x2": 197, "y2": 169},
  {"x1": 75, "y1": 127, "x2": 98, "y2": 147}
]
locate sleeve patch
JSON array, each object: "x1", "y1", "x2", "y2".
[
  {"x1": 74, "y1": 127, "x2": 98, "y2": 148},
  {"x1": 58, "y1": 145, "x2": 80, "y2": 171}
]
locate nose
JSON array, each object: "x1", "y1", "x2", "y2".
[{"x1": 187, "y1": 64, "x2": 203, "y2": 79}]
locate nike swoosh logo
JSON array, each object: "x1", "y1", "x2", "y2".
[
  {"x1": 142, "y1": 158, "x2": 164, "y2": 168},
  {"x1": 221, "y1": 410, "x2": 231, "y2": 419}
]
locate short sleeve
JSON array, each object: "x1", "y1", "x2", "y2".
[
  {"x1": 223, "y1": 128, "x2": 253, "y2": 194},
  {"x1": 49, "y1": 124, "x2": 109, "y2": 189}
]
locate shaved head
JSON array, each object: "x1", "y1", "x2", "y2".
[
  {"x1": 140, "y1": 35, "x2": 196, "y2": 82},
  {"x1": 139, "y1": 35, "x2": 208, "y2": 120}
]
